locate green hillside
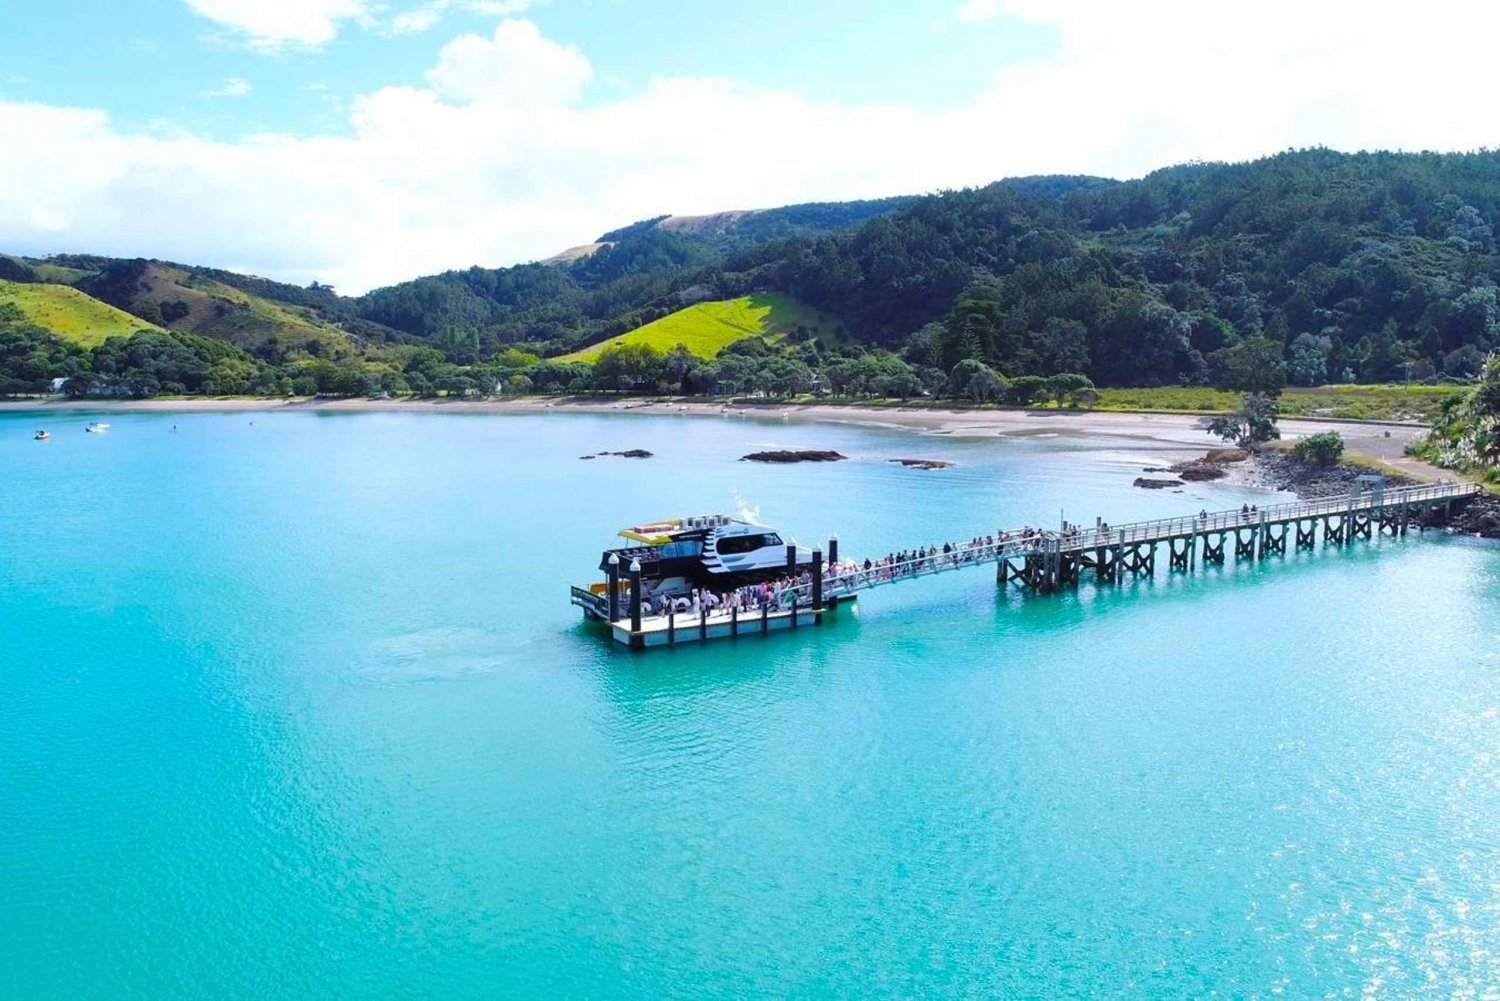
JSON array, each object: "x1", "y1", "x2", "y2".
[
  {"x1": 559, "y1": 293, "x2": 829, "y2": 362},
  {"x1": 0, "y1": 279, "x2": 163, "y2": 347},
  {"x1": 26, "y1": 261, "x2": 92, "y2": 284},
  {"x1": 4, "y1": 255, "x2": 389, "y2": 360}
]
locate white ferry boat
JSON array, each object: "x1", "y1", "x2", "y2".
[{"x1": 570, "y1": 515, "x2": 816, "y2": 621}]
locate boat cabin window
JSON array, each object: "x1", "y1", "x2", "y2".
[
  {"x1": 716, "y1": 532, "x2": 783, "y2": 555},
  {"x1": 658, "y1": 540, "x2": 702, "y2": 559}
]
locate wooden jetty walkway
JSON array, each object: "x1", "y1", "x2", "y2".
[{"x1": 602, "y1": 481, "x2": 1481, "y2": 649}]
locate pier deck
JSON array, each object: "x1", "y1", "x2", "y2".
[{"x1": 582, "y1": 481, "x2": 1481, "y2": 649}]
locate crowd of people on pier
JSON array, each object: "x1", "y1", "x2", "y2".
[
  {"x1": 648, "y1": 570, "x2": 820, "y2": 619},
  {"x1": 637, "y1": 526, "x2": 1108, "y2": 621},
  {"x1": 626, "y1": 513, "x2": 1228, "y2": 622}
]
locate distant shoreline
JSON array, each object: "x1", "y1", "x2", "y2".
[{"x1": 2, "y1": 395, "x2": 1446, "y2": 480}]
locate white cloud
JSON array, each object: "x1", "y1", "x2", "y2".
[
  {"x1": 954, "y1": 0, "x2": 1002, "y2": 22},
  {"x1": 425, "y1": 19, "x2": 590, "y2": 105},
  {"x1": 390, "y1": 0, "x2": 537, "y2": 35},
  {"x1": 4, "y1": 5, "x2": 1500, "y2": 294},
  {"x1": 182, "y1": 0, "x2": 369, "y2": 50},
  {"x1": 202, "y1": 76, "x2": 253, "y2": 99}
]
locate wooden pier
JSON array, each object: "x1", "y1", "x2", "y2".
[{"x1": 587, "y1": 481, "x2": 1481, "y2": 649}]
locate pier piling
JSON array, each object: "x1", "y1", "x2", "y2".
[
  {"x1": 812, "y1": 548, "x2": 824, "y2": 624},
  {"x1": 606, "y1": 553, "x2": 621, "y2": 623},
  {"x1": 628, "y1": 559, "x2": 643, "y2": 649}
]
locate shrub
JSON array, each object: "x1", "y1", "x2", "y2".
[{"x1": 1292, "y1": 431, "x2": 1345, "y2": 465}]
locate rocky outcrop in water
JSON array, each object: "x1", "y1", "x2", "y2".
[
  {"x1": 1134, "y1": 477, "x2": 1182, "y2": 489},
  {"x1": 891, "y1": 458, "x2": 954, "y2": 470},
  {"x1": 1174, "y1": 463, "x2": 1228, "y2": 482},
  {"x1": 1448, "y1": 493, "x2": 1500, "y2": 537},
  {"x1": 1168, "y1": 447, "x2": 1246, "y2": 482},
  {"x1": 580, "y1": 449, "x2": 654, "y2": 460},
  {"x1": 742, "y1": 450, "x2": 847, "y2": 463}
]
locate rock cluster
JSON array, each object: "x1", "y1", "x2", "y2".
[
  {"x1": 579, "y1": 449, "x2": 654, "y2": 460},
  {"x1": 891, "y1": 458, "x2": 954, "y2": 470},
  {"x1": 742, "y1": 450, "x2": 847, "y2": 463},
  {"x1": 1242, "y1": 450, "x2": 1412, "y2": 499},
  {"x1": 1447, "y1": 493, "x2": 1500, "y2": 538},
  {"x1": 1167, "y1": 447, "x2": 1248, "y2": 482}
]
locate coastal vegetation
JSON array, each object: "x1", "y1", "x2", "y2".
[
  {"x1": 1091, "y1": 384, "x2": 1463, "y2": 421},
  {"x1": 7, "y1": 150, "x2": 1500, "y2": 410},
  {"x1": 1292, "y1": 431, "x2": 1347, "y2": 465},
  {"x1": 1207, "y1": 394, "x2": 1282, "y2": 448},
  {"x1": 1412, "y1": 353, "x2": 1500, "y2": 484}
]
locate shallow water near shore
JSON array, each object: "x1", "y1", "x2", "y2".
[{"x1": 3, "y1": 408, "x2": 1499, "y2": 997}]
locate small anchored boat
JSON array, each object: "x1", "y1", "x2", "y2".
[
  {"x1": 33, "y1": 430, "x2": 49, "y2": 441},
  {"x1": 85, "y1": 422, "x2": 110, "y2": 433}
]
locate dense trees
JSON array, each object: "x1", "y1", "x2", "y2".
[
  {"x1": 0, "y1": 306, "x2": 90, "y2": 395},
  {"x1": 14, "y1": 149, "x2": 1500, "y2": 399},
  {"x1": 735, "y1": 150, "x2": 1500, "y2": 387}
]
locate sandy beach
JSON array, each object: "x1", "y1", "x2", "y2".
[{"x1": 2, "y1": 396, "x2": 1444, "y2": 479}]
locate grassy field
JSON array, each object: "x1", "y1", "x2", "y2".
[
  {"x1": 1093, "y1": 384, "x2": 1466, "y2": 422},
  {"x1": 558, "y1": 293, "x2": 828, "y2": 362},
  {"x1": 24, "y1": 261, "x2": 92, "y2": 284},
  {"x1": 0, "y1": 280, "x2": 163, "y2": 347}
]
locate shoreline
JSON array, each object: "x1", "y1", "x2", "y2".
[{"x1": 3, "y1": 395, "x2": 1448, "y2": 480}]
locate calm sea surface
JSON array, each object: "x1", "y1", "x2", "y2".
[{"x1": 3, "y1": 408, "x2": 1499, "y2": 998}]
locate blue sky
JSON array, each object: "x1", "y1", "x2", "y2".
[
  {"x1": 3, "y1": 1, "x2": 1057, "y2": 140},
  {"x1": 0, "y1": 1, "x2": 1493, "y2": 292}
]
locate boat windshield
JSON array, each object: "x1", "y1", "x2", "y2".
[{"x1": 716, "y1": 532, "x2": 783, "y2": 555}]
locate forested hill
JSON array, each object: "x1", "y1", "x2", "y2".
[
  {"x1": 740, "y1": 150, "x2": 1500, "y2": 385},
  {"x1": 341, "y1": 150, "x2": 1500, "y2": 385},
  {"x1": 8, "y1": 149, "x2": 1500, "y2": 400},
  {"x1": 353, "y1": 194, "x2": 921, "y2": 353}
]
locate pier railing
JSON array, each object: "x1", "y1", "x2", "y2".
[
  {"x1": 1056, "y1": 481, "x2": 1475, "y2": 552},
  {"x1": 616, "y1": 481, "x2": 1480, "y2": 629},
  {"x1": 771, "y1": 481, "x2": 1479, "y2": 607}
]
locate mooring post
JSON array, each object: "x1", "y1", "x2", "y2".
[
  {"x1": 786, "y1": 543, "x2": 797, "y2": 576},
  {"x1": 812, "y1": 547, "x2": 824, "y2": 624},
  {"x1": 627, "y1": 559, "x2": 643, "y2": 649},
  {"x1": 828, "y1": 535, "x2": 838, "y2": 568},
  {"x1": 667, "y1": 609, "x2": 675, "y2": 646},
  {"x1": 606, "y1": 553, "x2": 621, "y2": 623}
]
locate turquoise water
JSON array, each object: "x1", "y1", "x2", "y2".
[{"x1": 3, "y1": 408, "x2": 1500, "y2": 998}]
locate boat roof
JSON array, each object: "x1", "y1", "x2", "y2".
[{"x1": 618, "y1": 514, "x2": 753, "y2": 545}]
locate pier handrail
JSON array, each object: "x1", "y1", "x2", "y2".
[
  {"x1": 619, "y1": 481, "x2": 1480, "y2": 625},
  {"x1": 782, "y1": 481, "x2": 1479, "y2": 604},
  {"x1": 1057, "y1": 481, "x2": 1477, "y2": 552}
]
